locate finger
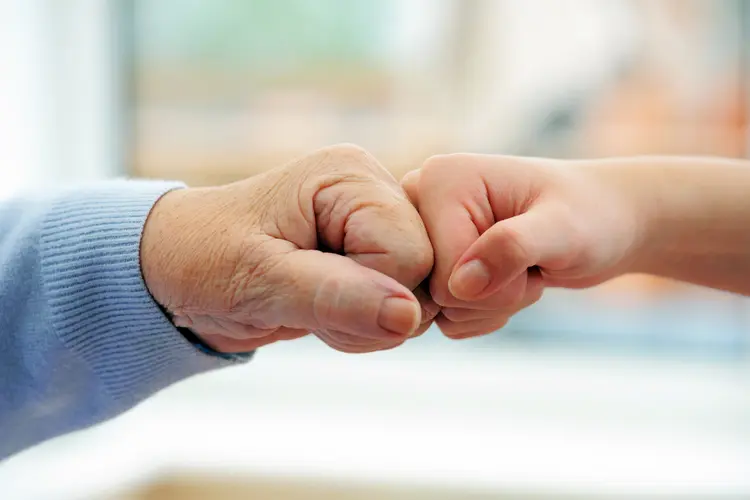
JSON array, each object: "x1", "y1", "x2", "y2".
[
  {"x1": 440, "y1": 278, "x2": 543, "y2": 322},
  {"x1": 438, "y1": 271, "x2": 543, "y2": 339},
  {"x1": 251, "y1": 249, "x2": 422, "y2": 342},
  {"x1": 440, "y1": 307, "x2": 501, "y2": 322},
  {"x1": 436, "y1": 314, "x2": 510, "y2": 339},
  {"x1": 402, "y1": 170, "x2": 437, "y2": 328},
  {"x1": 444, "y1": 264, "x2": 545, "y2": 312},
  {"x1": 411, "y1": 258, "x2": 533, "y2": 313},
  {"x1": 320, "y1": 340, "x2": 405, "y2": 354},
  {"x1": 411, "y1": 322, "x2": 433, "y2": 338},
  {"x1": 307, "y1": 146, "x2": 434, "y2": 291},
  {"x1": 413, "y1": 280, "x2": 440, "y2": 336},
  {"x1": 405, "y1": 156, "x2": 495, "y2": 308},
  {"x1": 315, "y1": 329, "x2": 402, "y2": 354},
  {"x1": 448, "y1": 271, "x2": 529, "y2": 311},
  {"x1": 449, "y1": 203, "x2": 570, "y2": 301}
]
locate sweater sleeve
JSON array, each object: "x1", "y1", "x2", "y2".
[{"x1": 0, "y1": 181, "x2": 247, "y2": 460}]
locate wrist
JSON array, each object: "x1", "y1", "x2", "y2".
[
  {"x1": 140, "y1": 186, "x2": 256, "y2": 358},
  {"x1": 574, "y1": 157, "x2": 750, "y2": 277},
  {"x1": 601, "y1": 160, "x2": 672, "y2": 275},
  {"x1": 567, "y1": 158, "x2": 657, "y2": 276},
  {"x1": 140, "y1": 187, "x2": 190, "y2": 312}
]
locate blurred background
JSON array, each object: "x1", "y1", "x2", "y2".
[{"x1": 2, "y1": 0, "x2": 750, "y2": 498}]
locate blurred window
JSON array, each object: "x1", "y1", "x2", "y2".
[{"x1": 131, "y1": 0, "x2": 750, "y2": 360}]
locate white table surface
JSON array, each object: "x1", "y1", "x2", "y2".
[{"x1": 2, "y1": 332, "x2": 749, "y2": 499}]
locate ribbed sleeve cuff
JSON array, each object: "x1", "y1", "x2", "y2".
[{"x1": 39, "y1": 180, "x2": 247, "y2": 407}]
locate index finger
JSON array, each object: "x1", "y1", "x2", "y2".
[
  {"x1": 304, "y1": 145, "x2": 435, "y2": 291},
  {"x1": 405, "y1": 156, "x2": 495, "y2": 307}
]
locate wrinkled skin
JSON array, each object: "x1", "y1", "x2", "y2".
[{"x1": 141, "y1": 144, "x2": 437, "y2": 353}]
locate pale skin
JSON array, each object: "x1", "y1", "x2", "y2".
[
  {"x1": 402, "y1": 154, "x2": 750, "y2": 340},
  {"x1": 141, "y1": 145, "x2": 750, "y2": 352}
]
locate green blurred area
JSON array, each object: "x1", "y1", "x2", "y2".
[{"x1": 135, "y1": 0, "x2": 388, "y2": 70}]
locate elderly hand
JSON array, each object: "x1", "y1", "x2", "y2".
[
  {"x1": 140, "y1": 145, "x2": 437, "y2": 353},
  {"x1": 402, "y1": 154, "x2": 644, "y2": 339}
]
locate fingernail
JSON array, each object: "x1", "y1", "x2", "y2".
[
  {"x1": 378, "y1": 297, "x2": 421, "y2": 336},
  {"x1": 449, "y1": 260, "x2": 491, "y2": 299}
]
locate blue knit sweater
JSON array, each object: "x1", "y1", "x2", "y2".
[{"x1": 0, "y1": 181, "x2": 244, "y2": 459}]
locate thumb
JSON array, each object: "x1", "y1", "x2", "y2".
[
  {"x1": 448, "y1": 203, "x2": 572, "y2": 301},
  {"x1": 254, "y1": 249, "x2": 422, "y2": 341}
]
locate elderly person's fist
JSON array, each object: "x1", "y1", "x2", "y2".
[{"x1": 140, "y1": 145, "x2": 436, "y2": 353}]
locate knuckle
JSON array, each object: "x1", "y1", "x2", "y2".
[
  {"x1": 494, "y1": 225, "x2": 530, "y2": 267},
  {"x1": 328, "y1": 143, "x2": 386, "y2": 176},
  {"x1": 397, "y1": 240, "x2": 434, "y2": 287},
  {"x1": 384, "y1": 235, "x2": 434, "y2": 290},
  {"x1": 414, "y1": 243, "x2": 435, "y2": 277},
  {"x1": 329, "y1": 142, "x2": 371, "y2": 160},
  {"x1": 422, "y1": 154, "x2": 448, "y2": 171},
  {"x1": 423, "y1": 153, "x2": 457, "y2": 172},
  {"x1": 420, "y1": 155, "x2": 451, "y2": 183},
  {"x1": 422, "y1": 153, "x2": 474, "y2": 179},
  {"x1": 312, "y1": 274, "x2": 346, "y2": 327},
  {"x1": 302, "y1": 144, "x2": 381, "y2": 181}
]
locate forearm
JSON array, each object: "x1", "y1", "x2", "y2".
[{"x1": 589, "y1": 157, "x2": 750, "y2": 294}]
